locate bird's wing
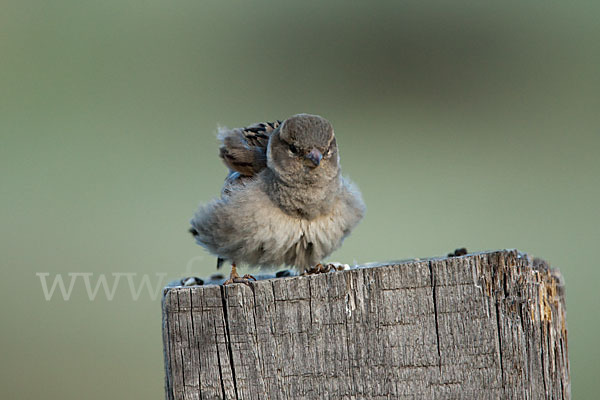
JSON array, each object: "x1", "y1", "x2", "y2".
[{"x1": 218, "y1": 120, "x2": 281, "y2": 177}]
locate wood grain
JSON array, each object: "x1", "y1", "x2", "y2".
[{"x1": 162, "y1": 250, "x2": 570, "y2": 399}]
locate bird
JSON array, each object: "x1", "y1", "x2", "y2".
[{"x1": 189, "y1": 113, "x2": 365, "y2": 285}]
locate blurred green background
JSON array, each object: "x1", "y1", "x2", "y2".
[{"x1": 1, "y1": 0, "x2": 598, "y2": 398}]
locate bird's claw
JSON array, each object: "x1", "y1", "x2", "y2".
[
  {"x1": 223, "y1": 274, "x2": 256, "y2": 286},
  {"x1": 303, "y1": 263, "x2": 347, "y2": 275}
]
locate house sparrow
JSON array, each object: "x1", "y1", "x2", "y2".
[{"x1": 190, "y1": 113, "x2": 365, "y2": 284}]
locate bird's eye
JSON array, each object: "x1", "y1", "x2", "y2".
[{"x1": 288, "y1": 143, "x2": 298, "y2": 154}]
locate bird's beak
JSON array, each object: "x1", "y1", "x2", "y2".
[{"x1": 305, "y1": 148, "x2": 323, "y2": 167}]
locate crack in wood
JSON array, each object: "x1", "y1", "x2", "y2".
[
  {"x1": 308, "y1": 278, "x2": 313, "y2": 326},
  {"x1": 495, "y1": 300, "x2": 505, "y2": 393},
  {"x1": 220, "y1": 286, "x2": 239, "y2": 400},
  {"x1": 176, "y1": 291, "x2": 187, "y2": 399},
  {"x1": 540, "y1": 323, "x2": 548, "y2": 396},
  {"x1": 189, "y1": 291, "x2": 204, "y2": 400},
  {"x1": 428, "y1": 260, "x2": 443, "y2": 373},
  {"x1": 213, "y1": 320, "x2": 227, "y2": 399}
]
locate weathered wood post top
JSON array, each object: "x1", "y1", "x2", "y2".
[{"x1": 162, "y1": 249, "x2": 569, "y2": 399}]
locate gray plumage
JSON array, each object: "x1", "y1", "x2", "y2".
[{"x1": 190, "y1": 113, "x2": 365, "y2": 273}]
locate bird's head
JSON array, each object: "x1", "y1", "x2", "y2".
[{"x1": 267, "y1": 114, "x2": 340, "y2": 185}]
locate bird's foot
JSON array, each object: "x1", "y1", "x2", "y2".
[
  {"x1": 223, "y1": 263, "x2": 256, "y2": 286},
  {"x1": 303, "y1": 263, "x2": 349, "y2": 275},
  {"x1": 223, "y1": 274, "x2": 256, "y2": 286}
]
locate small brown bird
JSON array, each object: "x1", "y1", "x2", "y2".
[{"x1": 190, "y1": 114, "x2": 365, "y2": 284}]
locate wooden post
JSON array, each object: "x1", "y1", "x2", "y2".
[{"x1": 162, "y1": 249, "x2": 570, "y2": 399}]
